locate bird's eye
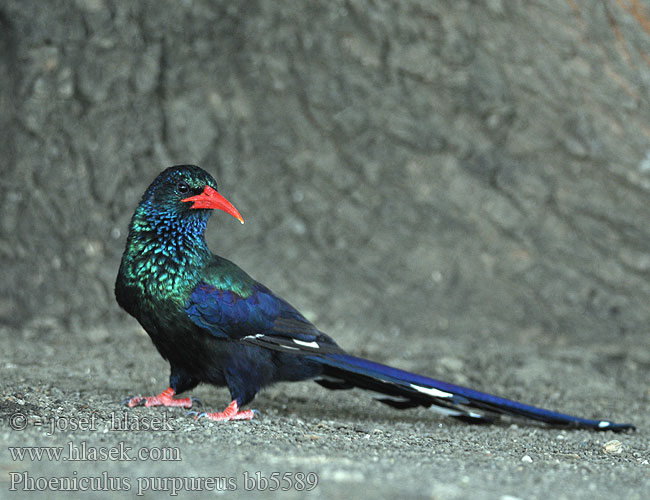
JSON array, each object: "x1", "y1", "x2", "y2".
[{"x1": 177, "y1": 181, "x2": 190, "y2": 194}]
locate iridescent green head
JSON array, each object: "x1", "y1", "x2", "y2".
[{"x1": 139, "y1": 165, "x2": 243, "y2": 224}]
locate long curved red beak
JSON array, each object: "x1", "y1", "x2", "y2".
[{"x1": 182, "y1": 185, "x2": 244, "y2": 224}]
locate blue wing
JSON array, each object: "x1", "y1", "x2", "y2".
[
  {"x1": 184, "y1": 281, "x2": 341, "y2": 352},
  {"x1": 182, "y1": 267, "x2": 633, "y2": 431}
]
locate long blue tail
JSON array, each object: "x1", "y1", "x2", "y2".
[{"x1": 311, "y1": 353, "x2": 634, "y2": 432}]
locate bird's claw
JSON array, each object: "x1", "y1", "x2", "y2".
[
  {"x1": 120, "y1": 388, "x2": 196, "y2": 409},
  {"x1": 190, "y1": 397, "x2": 203, "y2": 407},
  {"x1": 122, "y1": 396, "x2": 145, "y2": 407},
  {"x1": 188, "y1": 400, "x2": 256, "y2": 422}
]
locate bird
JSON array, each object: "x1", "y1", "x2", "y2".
[{"x1": 115, "y1": 165, "x2": 634, "y2": 431}]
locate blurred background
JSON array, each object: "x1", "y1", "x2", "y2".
[{"x1": 2, "y1": 0, "x2": 649, "y2": 369}]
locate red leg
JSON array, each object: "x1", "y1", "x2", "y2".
[
  {"x1": 193, "y1": 400, "x2": 255, "y2": 422},
  {"x1": 124, "y1": 387, "x2": 195, "y2": 408}
]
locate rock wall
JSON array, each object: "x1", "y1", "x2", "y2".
[{"x1": 2, "y1": 0, "x2": 650, "y2": 351}]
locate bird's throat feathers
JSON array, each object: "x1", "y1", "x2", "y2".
[
  {"x1": 119, "y1": 201, "x2": 212, "y2": 305},
  {"x1": 131, "y1": 198, "x2": 211, "y2": 249}
]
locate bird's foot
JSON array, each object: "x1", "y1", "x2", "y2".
[
  {"x1": 189, "y1": 400, "x2": 255, "y2": 422},
  {"x1": 122, "y1": 387, "x2": 197, "y2": 408}
]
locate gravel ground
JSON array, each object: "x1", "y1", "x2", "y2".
[{"x1": 1, "y1": 323, "x2": 647, "y2": 500}]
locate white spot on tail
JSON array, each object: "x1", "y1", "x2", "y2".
[
  {"x1": 598, "y1": 421, "x2": 611, "y2": 428},
  {"x1": 409, "y1": 383, "x2": 453, "y2": 398},
  {"x1": 364, "y1": 391, "x2": 411, "y2": 403},
  {"x1": 428, "y1": 405, "x2": 463, "y2": 417},
  {"x1": 428, "y1": 405, "x2": 484, "y2": 419},
  {"x1": 293, "y1": 339, "x2": 320, "y2": 349}
]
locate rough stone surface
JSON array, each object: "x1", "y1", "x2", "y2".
[{"x1": 1, "y1": 1, "x2": 648, "y2": 499}]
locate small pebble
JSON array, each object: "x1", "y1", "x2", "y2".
[{"x1": 602, "y1": 440, "x2": 623, "y2": 455}]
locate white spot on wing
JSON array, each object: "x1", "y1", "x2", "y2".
[
  {"x1": 409, "y1": 383, "x2": 453, "y2": 398},
  {"x1": 293, "y1": 339, "x2": 320, "y2": 349},
  {"x1": 242, "y1": 334, "x2": 265, "y2": 341},
  {"x1": 598, "y1": 421, "x2": 611, "y2": 428}
]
